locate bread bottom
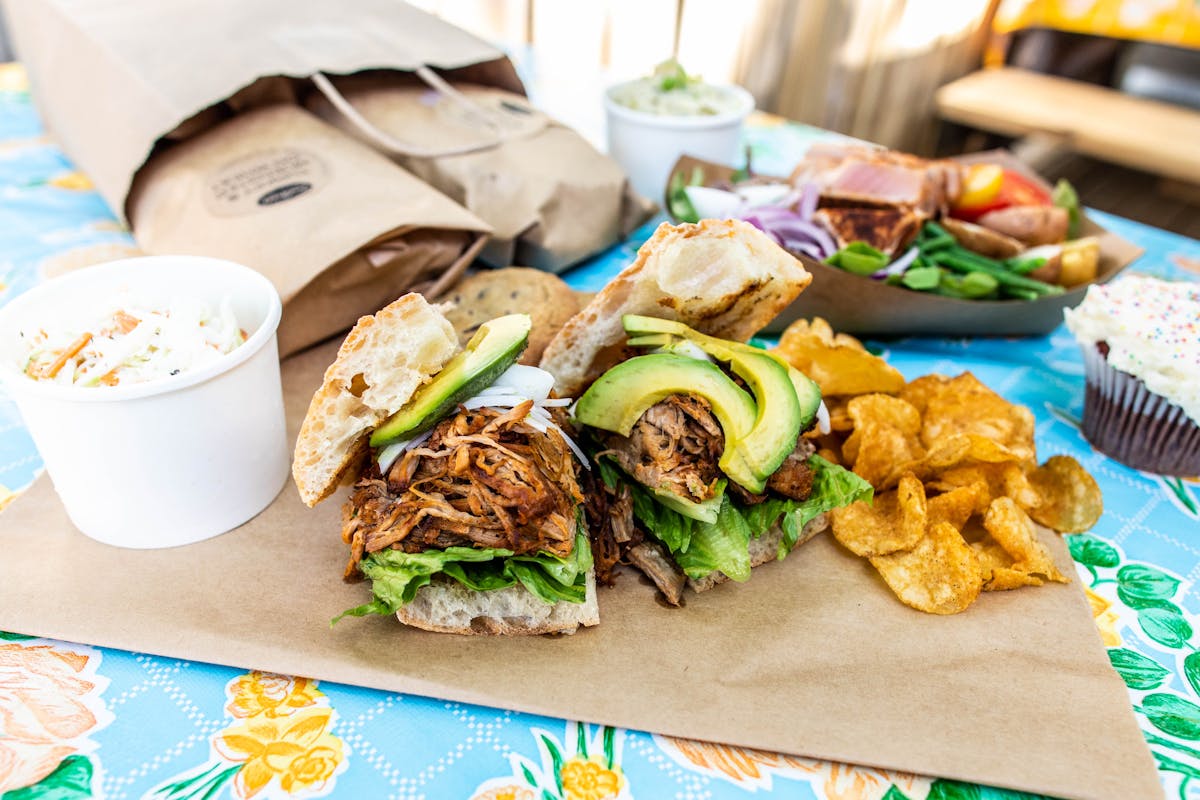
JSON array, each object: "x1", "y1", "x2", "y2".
[
  {"x1": 395, "y1": 569, "x2": 599, "y2": 635},
  {"x1": 687, "y1": 513, "x2": 829, "y2": 593}
]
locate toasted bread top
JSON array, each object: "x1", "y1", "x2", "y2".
[
  {"x1": 539, "y1": 219, "x2": 812, "y2": 396},
  {"x1": 292, "y1": 293, "x2": 459, "y2": 507}
]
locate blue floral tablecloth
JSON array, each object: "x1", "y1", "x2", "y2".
[{"x1": 2, "y1": 62, "x2": 1200, "y2": 800}]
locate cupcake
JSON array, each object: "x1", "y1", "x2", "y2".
[{"x1": 1064, "y1": 275, "x2": 1200, "y2": 476}]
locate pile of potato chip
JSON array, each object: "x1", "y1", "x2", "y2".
[{"x1": 774, "y1": 318, "x2": 1104, "y2": 615}]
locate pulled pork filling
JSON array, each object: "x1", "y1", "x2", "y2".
[
  {"x1": 598, "y1": 395, "x2": 724, "y2": 503},
  {"x1": 341, "y1": 401, "x2": 583, "y2": 579},
  {"x1": 590, "y1": 393, "x2": 817, "y2": 597}
]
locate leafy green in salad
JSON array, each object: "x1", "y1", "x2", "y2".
[{"x1": 1052, "y1": 178, "x2": 1082, "y2": 239}]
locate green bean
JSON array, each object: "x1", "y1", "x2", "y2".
[
  {"x1": 960, "y1": 271, "x2": 1000, "y2": 298},
  {"x1": 923, "y1": 220, "x2": 951, "y2": 240},
  {"x1": 937, "y1": 270, "x2": 999, "y2": 300},
  {"x1": 1004, "y1": 256, "x2": 1046, "y2": 276},
  {"x1": 901, "y1": 266, "x2": 941, "y2": 291},
  {"x1": 1002, "y1": 286, "x2": 1040, "y2": 301},
  {"x1": 918, "y1": 235, "x2": 957, "y2": 253},
  {"x1": 929, "y1": 252, "x2": 1063, "y2": 295}
]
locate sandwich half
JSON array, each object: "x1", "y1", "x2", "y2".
[
  {"x1": 293, "y1": 293, "x2": 597, "y2": 635},
  {"x1": 542, "y1": 219, "x2": 873, "y2": 604}
]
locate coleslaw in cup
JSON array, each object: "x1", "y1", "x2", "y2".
[{"x1": 0, "y1": 255, "x2": 288, "y2": 548}]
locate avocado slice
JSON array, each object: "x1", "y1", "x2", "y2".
[
  {"x1": 369, "y1": 314, "x2": 531, "y2": 447},
  {"x1": 623, "y1": 314, "x2": 822, "y2": 429},
  {"x1": 650, "y1": 479, "x2": 726, "y2": 523},
  {"x1": 573, "y1": 353, "x2": 762, "y2": 492},
  {"x1": 622, "y1": 315, "x2": 823, "y2": 491},
  {"x1": 724, "y1": 350, "x2": 801, "y2": 493}
]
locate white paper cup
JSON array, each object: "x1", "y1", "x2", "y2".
[
  {"x1": 604, "y1": 82, "x2": 754, "y2": 202},
  {"x1": 0, "y1": 256, "x2": 288, "y2": 548}
]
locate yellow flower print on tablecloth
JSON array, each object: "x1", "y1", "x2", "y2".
[
  {"x1": 227, "y1": 672, "x2": 324, "y2": 719},
  {"x1": 214, "y1": 709, "x2": 343, "y2": 798},
  {"x1": 1086, "y1": 586, "x2": 1122, "y2": 647},
  {"x1": 0, "y1": 639, "x2": 111, "y2": 794},
  {"x1": 470, "y1": 722, "x2": 630, "y2": 800},
  {"x1": 47, "y1": 172, "x2": 94, "y2": 191},
  {"x1": 656, "y1": 735, "x2": 930, "y2": 798},
  {"x1": 560, "y1": 756, "x2": 623, "y2": 800},
  {"x1": 151, "y1": 671, "x2": 347, "y2": 800},
  {"x1": 469, "y1": 781, "x2": 536, "y2": 800}
]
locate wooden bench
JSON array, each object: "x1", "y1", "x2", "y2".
[{"x1": 936, "y1": 67, "x2": 1200, "y2": 186}]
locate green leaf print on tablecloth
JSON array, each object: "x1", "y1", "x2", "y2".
[
  {"x1": 1139, "y1": 607, "x2": 1194, "y2": 647},
  {"x1": 1109, "y1": 648, "x2": 1171, "y2": 690},
  {"x1": 1119, "y1": 564, "x2": 1183, "y2": 603},
  {"x1": 1, "y1": 756, "x2": 94, "y2": 800},
  {"x1": 1142, "y1": 694, "x2": 1200, "y2": 740},
  {"x1": 1067, "y1": 534, "x2": 1119, "y2": 569},
  {"x1": 1069, "y1": 531, "x2": 1200, "y2": 799}
]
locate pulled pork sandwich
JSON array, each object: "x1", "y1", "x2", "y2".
[
  {"x1": 541, "y1": 219, "x2": 872, "y2": 604},
  {"x1": 293, "y1": 294, "x2": 596, "y2": 635}
]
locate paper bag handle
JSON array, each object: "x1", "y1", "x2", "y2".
[{"x1": 311, "y1": 71, "x2": 518, "y2": 159}]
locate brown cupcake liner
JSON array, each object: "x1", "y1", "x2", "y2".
[{"x1": 1080, "y1": 346, "x2": 1200, "y2": 476}]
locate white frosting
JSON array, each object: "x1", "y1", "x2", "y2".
[{"x1": 1064, "y1": 275, "x2": 1200, "y2": 423}]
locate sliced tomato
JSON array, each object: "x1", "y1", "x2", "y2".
[
  {"x1": 956, "y1": 163, "x2": 1003, "y2": 210},
  {"x1": 952, "y1": 167, "x2": 1053, "y2": 222}
]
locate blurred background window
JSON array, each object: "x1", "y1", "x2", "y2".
[{"x1": 409, "y1": 0, "x2": 998, "y2": 153}]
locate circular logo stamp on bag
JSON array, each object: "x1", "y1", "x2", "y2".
[{"x1": 205, "y1": 149, "x2": 329, "y2": 217}]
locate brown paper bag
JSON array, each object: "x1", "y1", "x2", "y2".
[
  {"x1": 126, "y1": 104, "x2": 489, "y2": 355},
  {"x1": 309, "y1": 78, "x2": 655, "y2": 273},
  {"x1": 4, "y1": 0, "x2": 523, "y2": 215},
  {"x1": 4, "y1": 0, "x2": 521, "y2": 353}
]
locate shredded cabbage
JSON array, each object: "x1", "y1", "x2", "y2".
[{"x1": 21, "y1": 293, "x2": 245, "y2": 387}]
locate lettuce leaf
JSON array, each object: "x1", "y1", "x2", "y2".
[
  {"x1": 673, "y1": 495, "x2": 753, "y2": 581},
  {"x1": 334, "y1": 533, "x2": 593, "y2": 623},
  {"x1": 771, "y1": 455, "x2": 873, "y2": 558},
  {"x1": 609, "y1": 454, "x2": 872, "y2": 579}
]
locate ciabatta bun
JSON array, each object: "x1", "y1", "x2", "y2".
[
  {"x1": 396, "y1": 570, "x2": 599, "y2": 635},
  {"x1": 539, "y1": 219, "x2": 812, "y2": 396},
  {"x1": 292, "y1": 293, "x2": 459, "y2": 507}
]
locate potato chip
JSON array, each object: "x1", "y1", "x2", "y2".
[
  {"x1": 982, "y1": 497, "x2": 1067, "y2": 584},
  {"x1": 841, "y1": 429, "x2": 862, "y2": 464},
  {"x1": 898, "y1": 374, "x2": 946, "y2": 416},
  {"x1": 830, "y1": 474, "x2": 926, "y2": 558},
  {"x1": 869, "y1": 521, "x2": 983, "y2": 614},
  {"x1": 999, "y1": 463, "x2": 1042, "y2": 512},
  {"x1": 880, "y1": 433, "x2": 1020, "y2": 490},
  {"x1": 854, "y1": 422, "x2": 923, "y2": 487},
  {"x1": 925, "y1": 462, "x2": 1038, "y2": 513},
  {"x1": 925, "y1": 465, "x2": 991, "y2": 495},
  {"x1": 773, "y1": 318, "x2": 906, "y2": 397},
  {"x1": 806, "y1": 433, "x2": 845, "y2": 466},
  {"x1": 847, "y1": 395, "x2": 924, "y2": 487},
  {"x1": 824, "y1": 396, "x2": 855, "y2": 433},
  {"x1": 847, "y1": 394, "x2": 922, "y2": 432},
  {"x1": 987, "y1": 567, "x2": 1048, "y2": 591},
  {"x1": 927, "y1": 485, "x2": 983, "y2": 529},
  {"x1": 918, "y1": 373, "x2": 1036, "y2": 462},
  {"x1": 817, "y1": 447, "x2": 841, "y2": 466},
  {"x1": 970, "y1": 538, "x2": 1046, "y2": 591},
  {"x1": 1027, "y1": 455, "x2": 1104, "y2": 533}
]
